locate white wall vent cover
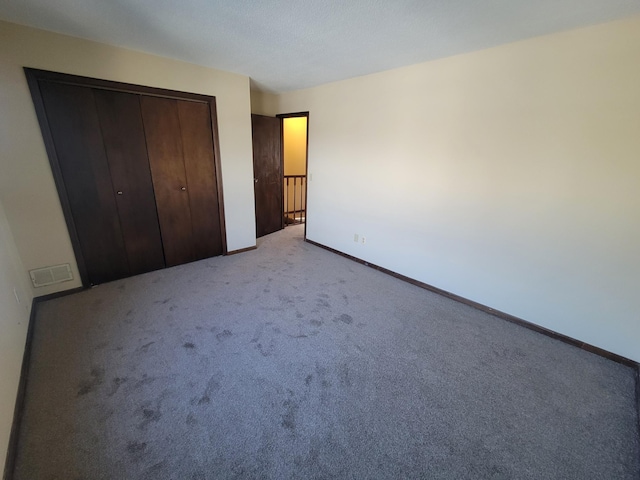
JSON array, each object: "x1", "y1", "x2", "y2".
[{"x1": 29, "y1": 264, "x2": 73, "y2": 288}]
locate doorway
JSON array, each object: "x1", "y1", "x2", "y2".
[
  {"x1": 281, "y1": 115, "x2": 308, "y2": 227},
  {"x1": 251, "y1": 112, "x2": 309, "y2": 239}
]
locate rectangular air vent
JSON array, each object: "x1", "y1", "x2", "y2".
[{"x1": 29, "y1": 264, "x2": 73, "y2": 288}]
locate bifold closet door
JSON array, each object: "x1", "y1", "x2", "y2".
[
  {"x1": 177, "y1": 100, "x2": 223, "y2": 259},
  {"x1": 39, "y1": 81, "x2": 130, "y2": 285},
  {"x1": 39, "y1": 82, "x2": 166, "y2": 285},
  {"x1": 140, "y1": 96, "x2": 223, "y2": 267},
  {"x1": 92, "y1": 90, "x2": 165, "y2": 275}
]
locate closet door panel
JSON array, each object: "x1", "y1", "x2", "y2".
[
  {"x1": 39, "y1": 81, "x2": 129, "y2": 285},
  {"x1": 140, "y1": 96, "x2": 195, "y2": 267},
  {"x1": 93, "y1": 90, "x2": 166, "y2": 275},
  {"x1": 177, "y1": 100, "x2": 223, "y2": 260}
]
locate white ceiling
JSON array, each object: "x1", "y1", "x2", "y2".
[{"x1": 1, "y1": 0, "x2": 639, "y2": 93}]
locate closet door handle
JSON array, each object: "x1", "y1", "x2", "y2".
[
  {"x1": 180, "y1": 186, "x2": 187, "y2": 191},
  {"x1": 116, "y1": 191, "x2": 123, "y2": 195}
]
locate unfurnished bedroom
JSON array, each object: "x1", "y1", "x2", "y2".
[{"x1": 0, "y1": 1, "x2": 639, "y2": 479}]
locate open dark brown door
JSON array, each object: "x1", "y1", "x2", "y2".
[{"x1": 251, "y1": 114, "x2": 283, "y2": 238}]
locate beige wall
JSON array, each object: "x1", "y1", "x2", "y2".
[
  {"x1": 278, "y1": 16, "x2": 640, "y2": 362},
  {"x1": 0, "y1": 199, "x2": 33, "y2": 475},
  {"x1": 250, "y1": 90, "x2": 279, "y2": 117},
  {"x1": 0, "y1": 21, "x2": 257, "y2": 297}
]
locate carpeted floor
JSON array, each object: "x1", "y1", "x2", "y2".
[{"x1": 12, "y1": 225, "x2": 640, "y2": 479}]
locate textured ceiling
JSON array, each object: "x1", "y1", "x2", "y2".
[{"x1": 1, "y1": 0, "x2": 639, "y2": 93}]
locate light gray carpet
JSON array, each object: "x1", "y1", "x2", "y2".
[{"x1": 13, "y1": 225, "x2": 640, "y2": 479}]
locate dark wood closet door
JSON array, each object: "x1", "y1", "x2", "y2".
[
  {"x1": 251, "y1": 114, "x2": 283, "y2": 237},
  {"x1": 39, "y1": 81, "x2": 129, "y2": 285},
  {"x1": 139, "y1": 96, "x2": 195, "y2": 267},
  {"x1": 177, "y1": 100, "x2": 223, "y2": 260},
  {"x1": 93, "y1": 90, "x2": 165, "y2": 275},
  {"x1": 27, "y1": 69, "x2": 228, "y2": 286}
]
